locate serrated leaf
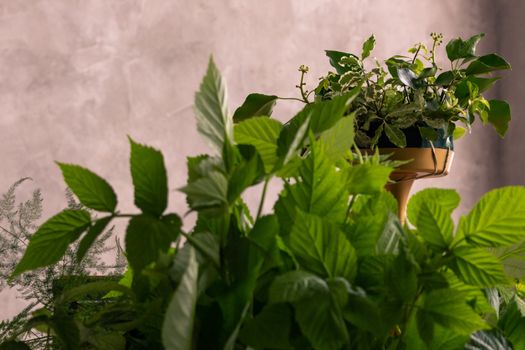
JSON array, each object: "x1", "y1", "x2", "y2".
[
  {"x1": 409, "y1": 196, "x2": 456, "y2": 249},
  {"x1": 129, "y1": 138, "x2": 168, "y2": 216},
  {"x1": 408, "y1": 188, "x2": 460, "y2": 226},
  {"x1": 458, "y1": 187, "x2": 525, "y2": 247},
  {"x1": 13, "y1": 209, "x2": 91, "y2": 276},
  {"x1": 234, "y1": 117, "x2": 283, "y2": 173},
  {"x1": 57, "y1": 163, "x2": 117, "y2": 212},
  {"x1": 76, "y1": 216, "x2": 112, "y2": 262},
  {"x1": 344, "y1": 163, "x2": 392, "y2": 195},
  {"x1": 287, "y1": 211, "x2": 357, "y2": 281},
  {"x1": 488, "y1": 100, "x2": 511, "y2": 138},
  {"x1": 361, "y1": 35, "x2": 376, "y2": 59},
  {"x1": 384, "y1": 123, "x2": 407, "y2": 147},
  {"x1": 422, "y1": 288, "x2": 489, "y2": 334},
  {"x1": 450, "y1": 246, "x2": 507, "y2": 287},
  {"x1": 233, "y1": 93, "x2": 278, "y2": 123},
  {"x1": 125, "y1": 214, "x2": 181, "y2": 271},
  {"x1": 194, "y1": 57, "x2": 231, "y2": 152},
  {"x1": 162, "y1": 247, "x2": 199, "y2": 350},
  {"x1": 319, "y1": 114, "x2": 355, "y2": 162},
  {"x1": 180, "y1": 171, "x2": 228, "y2": 210}
]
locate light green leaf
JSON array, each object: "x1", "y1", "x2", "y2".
[
  {"x1": 233, "y1": 93, "x2": 278, "y2": 123},
  {"x1": 234, "y1": 117, "x2": 283, "y2": 173},
  {"x1": 453, "y1": 126, "x2": 467, "y2": 140},
  {"x1": 408, "y1": 188, "x2": 460, "y2": 226},
  {"x1": 384, "y1": 123, "x2": 407, "y2": 147},
  {"x1": 361, "y1": 35, "x2": 376, "y2": 59},
  {"x1": 450, "y1": 246, "x2": 507, "y2": 287},
  {"x1": 458, "y1": 186, "x2": 525, "y2": 247},
  {"x1": 488, "y1": 100, "x2": 511, "y2": 138},
  {"x1": 162, "y1": 247, "x2": 199, "y2": 350},
  {"x1": 129, "y1": 137, "x2": 168, "y2": 216},
  {"x1": 57, "y1": 163, "x2": 117, "y2": 212},
  {"x1": 287, "y1": 211, "x2": 357, "y2": 281},
  {"x1": 180, "y1": 171, "x2": 228, "y2": 210},
  {"x1": 422, "y1": 288, "x2": 489, "y2": 334},
  {"x1": 13, "y1": 210, "x2": 91, "y2": 276},
  {"x1": 125, "y1": 214, "x2": 181, "y2": 271},
  {"x1": 194, "y1": 57, "x2": 231, "y2": 152},
  {"x1": 344, "y1": 163, "x2": 392, "y2": 195},
  {"x1": 492, "y1": 240, "x2": 525, "y2": 278},
  {"x1": 319, "y1": 114, "x2": 355, "y2": 162},
  {"x1": 414, "y1": 201, "x2": 454, "y2": 249}
]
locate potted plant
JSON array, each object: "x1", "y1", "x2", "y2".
[{"x1": 2, "y1": 53, "x2": 525, "y2": 350}]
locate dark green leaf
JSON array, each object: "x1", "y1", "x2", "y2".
[
  {"x1": 422, "y1": 288, "x2": 489, "y2": 334},
  {"x1": 233, "y1": 93, "x2": 278, "y2": 123},
  {"x1": 50, "y1": 312, "x2": 80, "y2": 350},
  {"x1": 57, "y1": 163, "x2": 117, "y2": 212},
  {"x1": 162, "y1": 247, "x2": 199, "y2": 350},
  {"x1": 129, "y1": 137, "x2": 168, "y2": 216},
  {"x1": 342, "y1": 285, "x2": 384, "y2": 335},
  {"x1": 458, "y1": 186, "x2": 525, "y2": 247},
  {"x1": 287, "y1": 211, "x2": 357, "y2": 280},
  {"x1": 418, "y1": 126, "x2": 438, "y2": 141},
  {"x1": 234, "y1": 117, "x2": 283, "y2": 173},
  {"x1": 487, "y1": 100, "x2": 511, "y2": 138},
  {"x1": 76, "y1": 216, "x2": 112, "y2": 262},
  {"x1": 466, "y1": 54, "x2": 511, "y2": 75},
  {"x1": 435, "y1": 71, "x2": 455, "y2": 86},
  {"x1": 239, "y1": 304, "x2": 293, "y2": 349},
  {"x1": 446, "y1": 33, "x2": 485, "y2": 61},
  {"x1": 498, "y1": 298, "x2": 525, "y2": 349},
  {"x1": 195, "y1": 57, "x2": 231, "y2": 152},
  {"x1": 13, "y1": 209, "x2": 91, "y2": 276},
  {"x1": 269, "y1": 270, "x2": 327, "y2": 303},
  {"x1": 416, "y1": 308, "x2": 434, "y2": 346},
  {"x1": 419, "y1": 66, "x2": 437, "y2": 78},
  {"x1": 183, "y1": 232, "x2": 220, "y2": 268},
  {"x1": 450, "y1": 246, "x2": 507, "y2": 286},
  {"x1": 125, "y1": 214, "x2": 181, "y2": 271},
  {"x1": 361, "y1": 35, "x2": 376, "y2": 59},
  {"x1": 0, "y1": 342, "x2": 31, "y2": 350},
  {"x1": 325, "y1": 50, "x2": 358, "y2": 74},
  {"x1": 384, "y1": 123, "x2": 407, "y2": 147}
]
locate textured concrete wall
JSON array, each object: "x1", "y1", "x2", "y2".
[{"x1": 0, "y1": 0, "x2": 518, "y2": 318}]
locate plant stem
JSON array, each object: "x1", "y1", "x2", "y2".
[
  {"x1": 278, "y1": 96, "x2": 308, "y2": 103},
  {"x1": 256, "y1": 178, "x2": 270, "y2": 219},
  {"x1": 297, "y1": 66, "x2": 310, "y2": 104}
]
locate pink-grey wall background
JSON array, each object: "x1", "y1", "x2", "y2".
[{"x1": 1, "y1": 0, "x2": 524, "y2": 319}]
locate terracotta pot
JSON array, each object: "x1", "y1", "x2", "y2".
[{"x1": 368, "y1": 147, "x2": 454, "y2": 223}]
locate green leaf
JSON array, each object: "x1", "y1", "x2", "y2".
[
  {"x1": 487, "y1": 100, "x2": 511, "y2": 138},
  {"x1": 180, "y1": 170, "x2": 228, "y2": 210},
  {"x1": 57, "y1": 163, "x2": 117, "y2": 212},
  {"x1": 234, "y1": 117, "x2": 283, "y2": 173},
  {"x1": 453, "y1": 126, "x2": 467, "y2": 140},
  {"x1": 421, "y1": 288, "x2": 489, "y2": 334},
  {"x1": 342, "y1": 285, "x2": 383, "y2": 335},
  {"x1": 50, "y1": 312, "x2": 80, "y2": 350},
  {"x1": 466, "y1": 54, "x2": 511, "y2": 75},
  {"x1": 287, "y1": 211, "x2": 357, "y2": 281},
  {"x1": 12, "y1": 209, "x2": 91, "y2": 276},
  {"x1": 129, "y1": 138, "x2": 168, "y2": 216},
  {"x1": 435, "y1": 71, "x2": 455, "y2": 86},
  {"x1": 325, "y1": 50, "x2": 357, "y2": 74},
  {"x1": 125, "y1": 214, "x2": 181, "y2": 271},
  {"x1": 233, "y1": 93, "x2": 278, "y2": 123},
  {"x1": 361, "y1": 35, "x2": 376, "y2": 59},
  {"x1": 183, "y1": 232, "x2": 220, "y2": 268},
  {"x1": 319, "y1": 114, "x2": 355, "y2": 162},
  {"x1": 194, "y1": 57, "x2": 231, "y2": 152},
  {"x1": 407, "y1": 189, "x2": 459, "y2": 249},
  {"x1": 384, "y1": 123, "x2": 407, "y2": 147},
  {"x1": 76, "y1": 216, "x2": 112, "y2": 262},
  {"x1": 498, "y1": 298, "x2": 525, "y2": 349},
  {"x1": 493, "y1": 240, "x2": 525, "y2": 278},
  {"x1": 450, "y1": 246, "x2": 507, "y2": 286},
  {"x1": 446, "y1": 33, "x2": 485, "y2": 61},
  {"x1": 458, "y1": 187, "x2": 525, "y2": 247},
  {"x1": 275, "y1": 139, "x2": 348, "y2": 233},
  {"x1": 239, "y1": 304, "x2": 293, "y2": 349},
  {"x1": 344, "y1": 163, "x2": 392, "y2": 195},
  {"x1": 269, "y1": 270, "x2": 327, "y2": 303},
  {"x1": 0, "y1": 342, "x2": 31, "y2": 350},
  {"x1": 162, "y1": 247, "x2": 199, "y2": 350},
  {"x1": 418, "y1": 126, "x2": 438, "y2": 141}
]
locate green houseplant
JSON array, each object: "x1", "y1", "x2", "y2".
[{"x1": 1, "y1": 55, "x2": 525, "y2": 350}]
